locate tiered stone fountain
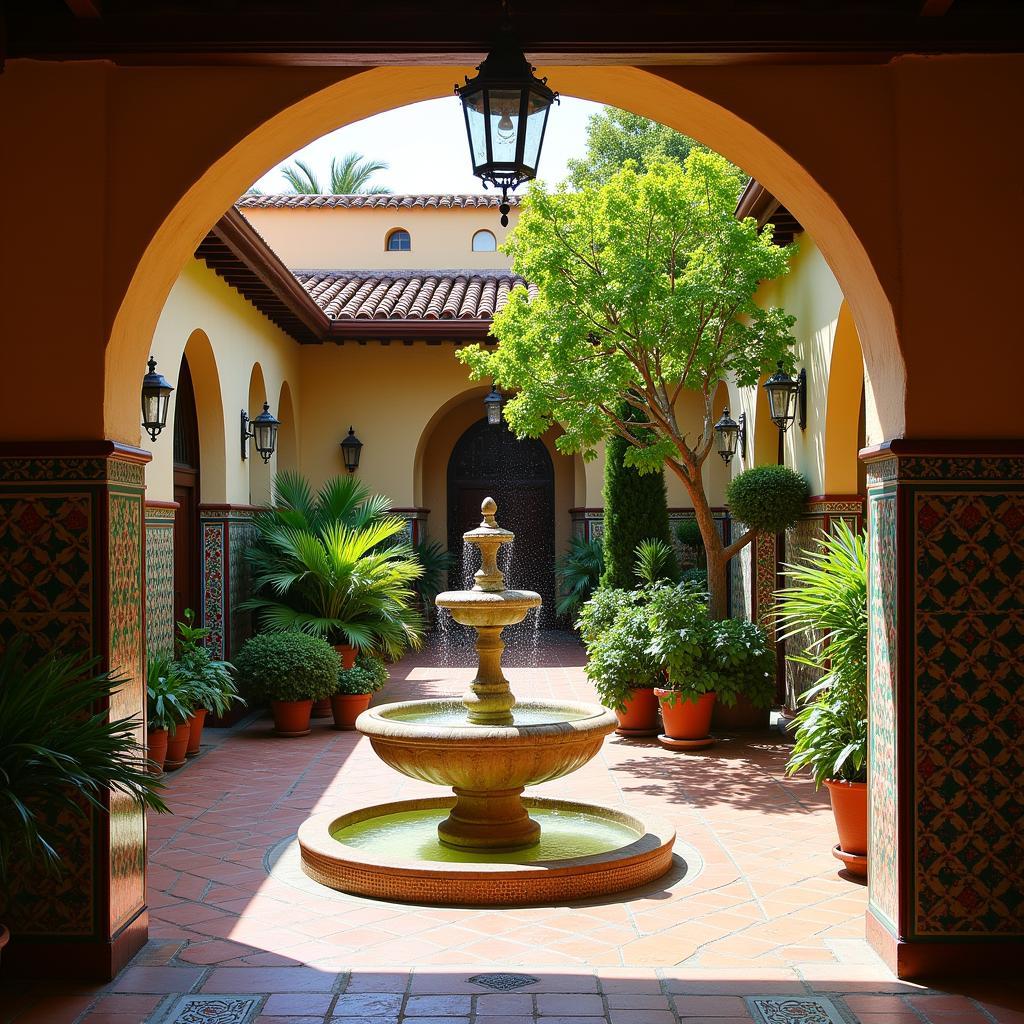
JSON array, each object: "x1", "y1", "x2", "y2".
[{"x1": 299, "y1": 498, "x2": 674, "y2": 905}]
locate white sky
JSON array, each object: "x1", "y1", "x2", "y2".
[{"x1": 251, "y1": 96, "x2": 606, "y2": 195}]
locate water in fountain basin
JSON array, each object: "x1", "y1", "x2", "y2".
[
  {"x1": 380, "y1": 699, "x2": 592, "y2": 728},
  {"x1": 331, "y1": 806, "x2": 639, "y2": 864}
]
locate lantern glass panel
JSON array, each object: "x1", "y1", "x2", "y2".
[
  {"x1": 521, "y1": 90, "x2": 551, "y2": 173},
  {"x1": 767, "y1": 383, "x2": 795, "y2": 425},
  {"x1": 142, "y1": 392, "x2": 162, "y2": 428},
  {"x1": 254, "y1": 421, "x2": 277, "y2": 455},
  {"x1": 487, "y1": 89, "x2": 523, "y2": 168},
  {"x1": 463, "y1": 91, "x2": 489, "y2": 170},
  {"x1": 718, "y1": 423, "x2": 738, "y2": 458}
]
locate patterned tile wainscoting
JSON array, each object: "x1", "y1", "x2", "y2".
[
  {"x1": 861, "y1": 441, "x2": 1023, "y2": 978},
  {"x1": 199, "y1": 505, "x2": 259, "y2": 663},
  {"x1": 783, "y1": 496, "x2": 865, "y2": 708},
  {"x1": 0, "y1": 441, "x2": 151, "y2": 981},
  {"x1": 393, "y1": 506, "x2": 429, "y2": 546},
  {"x1": 144, "y1": 501, "x2": 177, "y2": 657}
]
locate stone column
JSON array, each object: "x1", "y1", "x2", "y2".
[
  {"x1": 862, "y1": 441, "x2": 1023, "y2": 977},
  {"x1": 0, "y1": 442, "x2": 150, "y2": 980}
]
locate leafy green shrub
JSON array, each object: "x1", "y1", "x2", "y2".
[
  {"x1": 173, "y1": 608, "x2": 244, "y2": 717},
  {"x1": 680, "y1": 566, "x2": 708, "y2": 589},
  {"x1": 3, "y1": 640, "x2": 168, "y2": 880},
  {"x1": 583, "y1": 600, "x2": 661, "y2": 711},
  {"x1": 600, "y1": 402, "x2": 677, "y2": 589},
  {"x1": 235, "y1": 632, "x2": 340, "y2": 703},
  {"x1": 726, "y1": 465, "x2": 809, "y2": 535},
  {"x1": 577, "y1": 586, "x2": 646, "y2": 645},
  {"x1": 147, "y1": 654, "x2": 193, "y2": 733},
  {"x1": 555, "y1": 536, "x2": 605, "y2": 620},
  {"x1": 777, "y1": 523, "x2": 868, "y2": 786},
  {"x1": 336, "y1": 653, "x2": 390, "y2": 695},
  {"x1": 673, "y1": 519, "x2": 702, "y2": 549}
]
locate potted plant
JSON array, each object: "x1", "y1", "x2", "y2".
[
  {"x1": 173, "y1": 609, "x2": 243, "y2": 755},
  {"x1": 147, "y1": 654, "x2": 194, "y2": 771},
  {"x1": 579, "y1": 587, "x2": 660, "y2": 735},
  {"x1": 0, "y1": 639, "x2": 168, "y2": 964},
  {"x1": 776, "y1": 523, "x2": 868, "y2": 877},
  {"x1": 241, "y1": 472, "x2": 425, "y2": 664},
  {"x1": 235, "y1": 631, "x2": 340, "y2": 736},
  {"x1": 331, "y1": 653, "x2": 389, "y2": 729}
]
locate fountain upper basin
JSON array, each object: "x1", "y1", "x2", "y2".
[
  {"x1": 434, "y1": 588, "x2": 540, "y2": 627},
  {"x1": 356, "y1": 698, "x2": 617, "y2": 790}
]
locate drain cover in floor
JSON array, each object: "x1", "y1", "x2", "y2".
[
  {"x1": 747, "y1": 995, "x2": 845, "y2": 1024},
  {"x1": 468, "y1": 972, "x2": 540, "y2": 991},
  {"x1": 156, "y1": 995, "x2": 262, "y2": 1024}
]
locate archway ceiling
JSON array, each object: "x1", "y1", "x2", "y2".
[{"x1": 6, "y1": 1, "x2": 1023, "y2": 64}]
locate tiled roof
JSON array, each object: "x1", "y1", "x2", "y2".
[
  {"x1": 295, "y1": 270, "x2": 534, "y2": 321},
  {"x1": 237, "y1": 193, "x2": 522, "y2": 210}
]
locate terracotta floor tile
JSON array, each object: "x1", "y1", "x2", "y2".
[
  {"x1": 200, "y1": 967, "x2": 338, "y2": 993},
  {"x1": 262, "y1": 992, "x2": 334, "y2": 1015}
]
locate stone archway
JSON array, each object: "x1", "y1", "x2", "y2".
[{"x1": 447, "y1": 417, "x2": 556, "y2": 624}]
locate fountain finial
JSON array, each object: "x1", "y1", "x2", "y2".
[
  {"x1": 480, "y1": 496, "x2": 498, "y2": 527},
  {"x1": 463, "y1": 496, "x2": 513, "y2": 593}
]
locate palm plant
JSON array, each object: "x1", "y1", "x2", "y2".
[
  {"x1": 555, "y1": 536, "x2": 605, "y2": 619},
  {"x1": 633, "y1": 538, "x2": 678, "y2": 586},
  {"x1": 146, "y1": 654, "x2": 192, "y2": 733},
  {"x1": 1, "y1": 639, "x2": 168, "y2": 880},
  {"x1": 174, "y1": 609, "x2": 243, "y2": 717},
  {"x1": 775, "y1": 523, "x2": 868, "y2": 786},
  {"x1": 410, "y1": 538, "x2": 454, "y2": 612},
  {"x1": 280, "y1": 152, "x2": 390, "y2": 195},
  {"x1": 242, "y1": 472, "x2": 424, "y2": 659}
]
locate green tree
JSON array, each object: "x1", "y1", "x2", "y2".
[
  {"x1": 601, "y1": 402, "x2": 676, "y2": 589},
  {"x1": 459, "y1": 152, "x2": 796, "y2": 619},
  {"x1": 280, "y1": 152, "x2": 390, "y2": 195},
  {"x1": 567, "y1": 107, "x2": 696, "y2": 188}
]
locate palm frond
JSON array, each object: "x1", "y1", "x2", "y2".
[{"x1": 281, "y1": 158, "x2": 322, "y2": 194}]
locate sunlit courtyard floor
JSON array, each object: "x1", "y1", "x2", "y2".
[{"x1": 3, "y1": 633, "x2": 1021, "y2": 1023}]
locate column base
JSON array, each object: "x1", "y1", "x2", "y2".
[
  {"x1": 0, "y1": 909, "x2": 147, "y2": 982},
  {"x1": 868, "y1": 908, "x2": 1023, "y2": 979}
]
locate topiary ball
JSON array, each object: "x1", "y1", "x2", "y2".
[
  {"x1": 726, "y1": 465, "x2": 809, "y2": 535},
  {"x1": 234, "y1": 631, "x2": 340, "y2": 703}
]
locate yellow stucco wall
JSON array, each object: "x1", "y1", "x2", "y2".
[
  {"x1": 146, "y1": 259, "x2": 302, "y2": 505},
  {"x1": 241, "y1": 206, "x2": 517, "y2": 271}
]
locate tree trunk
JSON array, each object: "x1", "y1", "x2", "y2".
[{"x1": 671, "y1": 462, "x2": 731, "y2": 619}]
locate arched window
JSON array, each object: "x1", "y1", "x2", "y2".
[
  {"x1": 386, "y1": 228, "x2": 411, "y2": 251},
  {"x1": 472, "y1": 229, "x2": 497, "y2": 252}
]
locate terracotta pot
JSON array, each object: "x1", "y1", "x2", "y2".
[
  {"x1": 164, "y1": 721, "x2": 191, "y2": 771},
  {"x1": 331, "y1": 692, "x2": 373, "y2": 730},
  {"x1": 271, "y1": 699, "x2": 313, "y2": 737},
  {"x1": 146, "y1": 728, "x2": 168, "y2": 774},
  {"x1": 614, "y1": 687, "x2": 660, "y2": 736},
  {"x1": 185, "y1": 708, "x2": 207, "y2": 756},
  {"x1": 656, "y1": 689, "x2": 716, "y2": 740},
  {"x1": 334, "y1": 643, "x2": 358, "y2": 670},
  {"x1": 311, "y1": 698, "x2": 332, "y2": 719},
  {"x1": 712, "y1": 693, "x2": 771, "y2": 732},
  {"x1": 824, "y1": 779, "x2": 868, "y2": 857}
]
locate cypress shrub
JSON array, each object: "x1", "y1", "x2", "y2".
[{"x1": 600, "y1": 403, "x2": 677, "y2": 589}]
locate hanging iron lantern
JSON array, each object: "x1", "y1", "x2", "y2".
[
  {"x1": 141, "y1": 356, "x2": 174, "y2": 442},
  {"x1": 241, "y1": 402, "x2": 280, "y2": 464},
  {"x1": 456, "y1": 30, "x2": 558, "y2": 226},
  {"x1": 762, "y1": 361, "x2": 806, "y2": 433},
  {"x1": 340, "y1": 426, "x2": 363, "y2": 473},
  {"x1": 714, "y1": 408, "x2": 746, "y2": 465},
  {"x1": 484, "y1": 386, "x2": 504, "y2": 426}
]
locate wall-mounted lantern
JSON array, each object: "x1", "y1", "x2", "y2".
[
  {"x1": 714, "y1": 408, "x2": 746, "y2": 465},
  {"x1": 141, "y1": 356, "x2": 174, "y2": 442},
  {"x1": 241, "y1": 402, "x2": 279, "y2": 463},
  {"x1": 762, "y1": 361, "x2": 807, "y2": 433},
  {"x1": 484, "y1": 386, "x2": 504, "y2": 426},
  {"x1": 456, "y1": 26, "x2": 558, "y2": 226},
  {"x1": 340, "y1": 426, "x2": 363, "y2": 473}
]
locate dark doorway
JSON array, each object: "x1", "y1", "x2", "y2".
[
  {"x1": 447, "y1": 417, "x2": 555, "y2": 626},
  {"x1": 173, "y1": 357, "x2": 201, "y2": 631}
]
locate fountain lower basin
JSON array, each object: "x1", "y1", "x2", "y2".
[{"x1": 298, "y1": 796, "x2": 676, "y2": 906}]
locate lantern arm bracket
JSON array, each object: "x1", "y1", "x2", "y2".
[{"x1": 797, "y1": 367, "x2": 807, "y2": 431}]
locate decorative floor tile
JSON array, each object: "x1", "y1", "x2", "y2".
[
  {"x1": 156, "y1": 994, "x2": 262, "y2": 1024},
  {"x1": 747, "y1": 995, "x2": 845, "y2": 1024},
  {"x1": 468, "y1": 972, "x2": 541, "y2": 991}
]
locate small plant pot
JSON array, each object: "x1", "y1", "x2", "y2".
[
  {"x1": 334, "y1": 644, "x2": 358, "y2": 670},
  {"x1": 271, "y1": 699, "x2": 313, "y2": 737},
  {"x1": 331, "y1": 692, "x2": 373, "y2": 730},
  {"x1": 311, "y1": 698, "x2": 332, "y2": 719},
  {"x1": 711, "y1": 693, "x2": 770, "y2": 732},
  {"x1": 164, "y1": 721, "x2": 191, "y2": 771},
  {"x1": 656, "y1": 689, "x2": 716, "y2": 751},
  {"x1": 614, "y1": 687, "x2": 661, "y2": 736},
  {"x1": 146, "y1": 728, "x2": 168, "y2": 774},
  {"x1": 824, "y1": 779, "x2": 868, "y2": 877},
  {"x1": 185, "y1": 708, "x2": 207, "y2": 756}
]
